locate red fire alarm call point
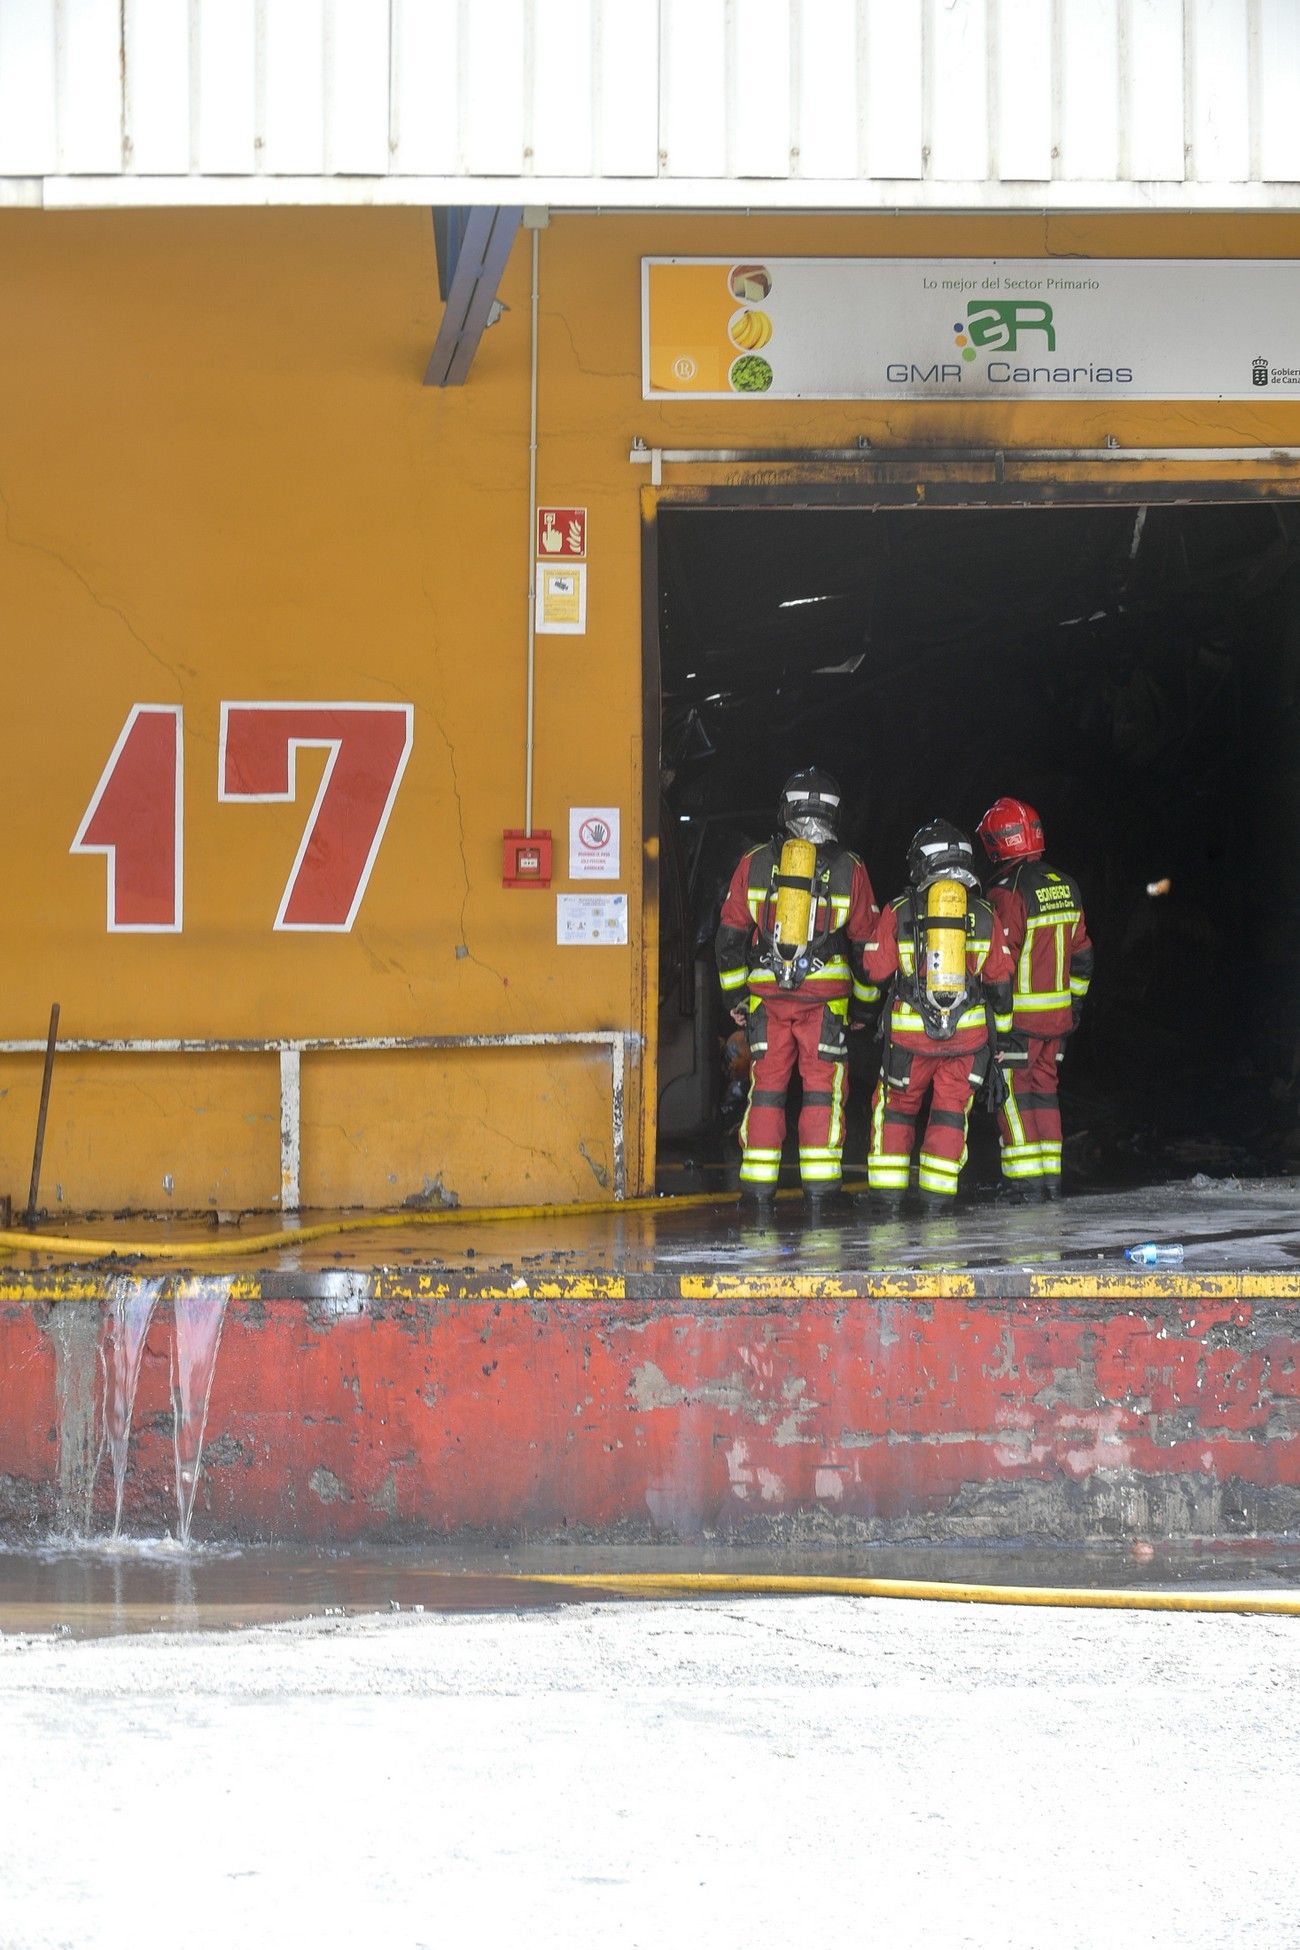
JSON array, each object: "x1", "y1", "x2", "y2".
[{"x1": 503, "y1": 830, "x2": 553, "y2": 888}]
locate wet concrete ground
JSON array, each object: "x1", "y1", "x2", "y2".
[
  {"x1": 3, "y1": 1537, "x2": 1299, "y2": 1639},
  {"x1": 0, "y1": 1176, "x2": 1298, "y2": 1284},
  {"x1": 8, "y1": 1591, "x2": 1298, "y2": 1949}
]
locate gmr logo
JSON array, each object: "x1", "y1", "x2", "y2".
[{"x1": 954, "y1": 300, "x2": 1056, "y2": 361}]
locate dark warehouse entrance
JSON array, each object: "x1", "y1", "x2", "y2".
[{"x1": 653, "y1": 494, "x2": 1300, "y2": 1192}]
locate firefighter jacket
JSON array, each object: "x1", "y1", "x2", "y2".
[
  {"x1": 865, "y1": 893, "x2": 1016, "y2": 1057},
  {"x1": 987, "y1": 860, "x2": 1094, "y2": 1040},
  {"x1": 715, "y1": 843, "x2": 882, "y2": 1010}
]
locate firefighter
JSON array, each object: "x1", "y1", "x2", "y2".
[
  {"x1": 977, "y1": 796, "x2": 1094, "y2": 1199},
  {"x1": 865, "y1": 820, "x2": 1018, "y2": 1211},
  {"x1": 715, "y1": 769, "x2": 882, "y2": 1211}
]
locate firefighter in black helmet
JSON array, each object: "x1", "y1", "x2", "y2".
[
  {"x1": 715, "y1": 770, "x2": 882, "y2": 1209},
  {"x1": 863, "y1": 819, "x2": 1019, "y2": 1209}
]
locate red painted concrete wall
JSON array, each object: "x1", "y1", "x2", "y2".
[{"x1": 3, "y1": 1288, "x2": 1299, "y2": 1543}]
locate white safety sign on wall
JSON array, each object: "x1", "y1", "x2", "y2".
[
  {"x1": 557, "y1": 893, "x2": 628, "y2": 946},
  {"x1": 536, "y1": 562, "x2": 587, "y2": 634},
  {"x1": 643, "y1": 257, "x2": 1300, "y2": 402},
  {"x1": 569, "y1": 807, "x2": 620, "y2": 880}
]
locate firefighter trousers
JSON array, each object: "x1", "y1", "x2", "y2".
[
  {"x1": 739, "y1": 996, "x2": 848, "y2": 1189},
  {"x1": 997, "y1": 1036, "x2": 1065, "y2": 1184},
  {"x1": 868, "y1": 1046, "x2": 982, "y2": 1199}
]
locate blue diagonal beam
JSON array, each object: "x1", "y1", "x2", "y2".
[{"x1": 423, "y1": 205, "x2": 523, "y2": 387}]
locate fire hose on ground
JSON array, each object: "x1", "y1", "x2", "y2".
[
  {"x1": 0, "y1": 1183, "x2": 866, "y2": 1263},
  {"x1": 512, "y1": 1570, "x2": 1300, "y2": 1617}
]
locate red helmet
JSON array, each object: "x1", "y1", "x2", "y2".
[{"x1": 977, "y1": 796, "x2": 1045, "y2": 864}]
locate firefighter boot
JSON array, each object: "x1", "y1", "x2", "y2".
[
  {"x1": 999, "y1": 1177, "x2": 1045, "y2": 1206},
  {"x1": 737, "y1": 1186, "x2": 776, "y2": 1223},
  {"x1": 804, "y1": 1184, "x2": 846, "y2": 1221},
  {"x1": 859, "y1": 1187, "x2": 906, "y2": 1219}
]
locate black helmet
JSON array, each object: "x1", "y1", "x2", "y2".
[
  {"x1": 907, "y1": 819, "x2": 979, "y2": 892},
  {"x1": 779, "y1": 768, "x2": 842, "y2": 845}
]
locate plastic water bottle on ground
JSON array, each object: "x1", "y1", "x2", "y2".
[{"x1": 1124, "y1": 1243, "x2": 1185, "y2": 1266}]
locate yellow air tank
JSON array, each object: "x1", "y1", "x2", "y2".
[
  {"x1": 924, "y1": 878, "x2": 968, "y2": 1000},
  {"x1": 772, "y1": 837, "x2": 817, "y2": 980}
]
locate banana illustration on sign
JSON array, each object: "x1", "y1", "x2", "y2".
[{"x1": 729, "y1": 308, "x2": 773, "y2": 352}]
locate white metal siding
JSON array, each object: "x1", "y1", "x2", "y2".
[{"x1": 1, "y1": 0, "x2": 1299, "y2": 208}]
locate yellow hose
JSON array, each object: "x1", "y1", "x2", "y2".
[
  {"x1": 514, "y1": 1570, "x2": 1300, "y2": 1617},
  {"x1": 0, "y1": 1182, "x2": 868, "y2": 1263}
]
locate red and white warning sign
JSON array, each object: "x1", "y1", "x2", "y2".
[
  {"x1": 537, "y1": 507, "x2": 587, "y2": 558},
  {"x1": 569, "y1": 806, "x2": 619, "y2": 880}
]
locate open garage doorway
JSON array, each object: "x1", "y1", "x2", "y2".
[{"x1": 654, "y1": 496, "x2": 1300, "y2": 1191}]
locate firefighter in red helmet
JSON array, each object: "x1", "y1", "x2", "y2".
[
  {"x1": 976, "y1": 796, "x2": 1095, "y2": 1199},
  {"x1": 715, "y1": 769, "x2": 882, "y2": 1212}
]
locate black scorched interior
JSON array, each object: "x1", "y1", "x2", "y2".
[{"x1": 656, "y1": 500, "x2": 1300, "y2": 1187}]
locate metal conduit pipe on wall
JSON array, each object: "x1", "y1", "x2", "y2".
[
  {"x1": 0, "y1": 1031, "x2": 636, "y2": 1210},
  {"x1": 524, "y1": 216, "x2": 542, "y2": 836}
]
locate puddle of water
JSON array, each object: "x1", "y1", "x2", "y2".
[
  {"x1": 1, "y1": 1538, "x2": 1296, "y2": 1641},
  {"x1": 0, "y1": 1542, "x2": 617, "y2": 1638}
]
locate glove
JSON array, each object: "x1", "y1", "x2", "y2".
[
  {"x1": 998, "y1": 1029, "x2": 1030, "y2": 1068},
  {"x1": 849, "y1": 1001, "x2": 881, "y2": 1038},
  {"x1": 983, "y1": 1056, "x2": 1010, "y2": 1113},
  {"x1": 1070, "y1": 1001, "x2": 1085, "y2": 1033}
]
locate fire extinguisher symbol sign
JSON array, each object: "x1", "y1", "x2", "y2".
[{"x1": 569, "y1": 806, "x2": 620, "y2": 880}]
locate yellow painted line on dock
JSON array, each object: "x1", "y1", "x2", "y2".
[
  {"x1": 4, "y1": 1267, "x2": 1300, "y2": 1305},
  {"x1": 400, "y1": 1277, "x2": 629, "y2": 1301},
  {"x1": 680, "y1": 1271, "x2": 1300, "y2": 1303},
  {"x1": 1022, "y1": 1271, "x2": 1300, "y2": 1302},
  {"x1": 680, "y1": 1271, "x2": 980, "y2": 1301}
]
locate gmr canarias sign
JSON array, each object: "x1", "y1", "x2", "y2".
[{"x1": 642, "y1": 257, "x2": 1300, "y2": 401}]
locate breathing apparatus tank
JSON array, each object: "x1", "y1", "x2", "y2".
[
  {"x1": 905, "y1": 819, "x2": 979, "y2": 1039},
  {"x1": 921, "y1": 877, "x2": 969, "y2": 1033},
  {"x1": 771, "y1": 837, "x2": 817, "y2": 988}
]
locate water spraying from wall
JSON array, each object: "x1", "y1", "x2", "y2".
[
  {"x1": 170, "y1": 1280, "x2": 230, "y2": 1546},
  {"x1": 102, "y1": 1276, "x2": 164, "y2": 1538},
  {"x1": 49, "y1": 1305, "x2": 102, "y2": 1537}
]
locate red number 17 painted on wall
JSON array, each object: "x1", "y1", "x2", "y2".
[{"x1": 72, "y1": 702, "x2": 414, "y2": 933}]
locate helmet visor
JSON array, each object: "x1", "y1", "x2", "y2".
[
  {"x1": 788, "y1": 812, "x2": 835, "y2": 845},
  {"x1": 917, "y1": 862, "x2": 978, "y2": 892}
]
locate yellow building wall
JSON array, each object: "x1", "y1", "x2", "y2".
[{"x1": 0, "y1": 207, "x2": 1297, "y2": 1212}]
